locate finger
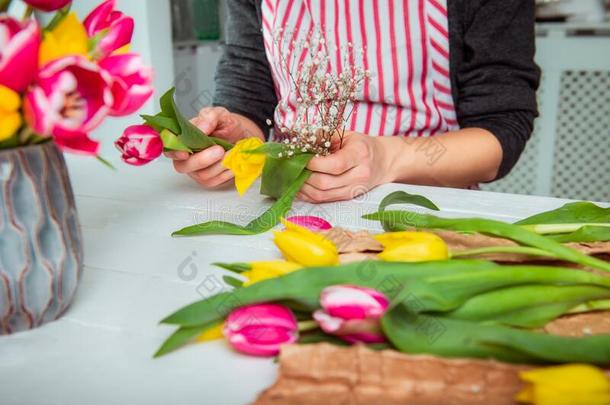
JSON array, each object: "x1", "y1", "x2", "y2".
[
  {"x1": 190, "y1": 160, "x2": 229, "y2": 183},
  {"x1": 197, "y1": 108, "x2": 229, "y2": 134},
  {"x1": 173, "y1": 146, "x2": 225, "y2": 174},
  {"x1": 307, "y1": 146, "x2": 362, "y2": 175},
  {"x1": 164, "y1": 151, "x2": 189, "y2": 160},
  {"x1": 189, "y1": 169, "x2": 234, "y2": 189}
]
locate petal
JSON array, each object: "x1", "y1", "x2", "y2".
[{"x1": 0, "y1": 111, "x2": 22, "y2": 141}]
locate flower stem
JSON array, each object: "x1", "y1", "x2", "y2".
[
  {"x1": 568, "y1": 299, "x2": 610, "y2": 314},
  {"x1": 0, "y1": 0, "x2": 12, "y2": 12},
  {"x1": 297, "y1": 320, "x2": 319, "y2": 332},
  {"x1": 521, "y1": 223, "x2": 610, "y2": 235},
  {"x1": 23, "y1": 5, "x2": 34, "y2": 20},
  {"x1": 451, "y1": 246, "x2": 558, "y2": 259}
]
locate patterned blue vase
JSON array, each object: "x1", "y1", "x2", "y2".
[{"x1": 0, "y1": 142, "x2": 83, "y2": 334}]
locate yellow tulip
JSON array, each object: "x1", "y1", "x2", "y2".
[
  {"x1": 39, "y1": 13, "x2": 89, "y2": 67},
  {"x1": 222, "y1": 137, "x2": 266, "y2": 196},
  {"x1": 516, "y1": 364, "x2": 610, "y2": 405},
  {"x1": 0, "y1": 85, "x2": 22, "y2": 142},
  {"x1": 241, "y1": 260, "x2": 302, "y2": 287},
  {"x1": 196, "y1": 322, "x2": 224, "y2": 343},
  {"x1": 375, "y1": 231, "x2": 449, "y2": 262},
  {"x1": 273, "y1": 218, "x2": 339, "y2": 266}
]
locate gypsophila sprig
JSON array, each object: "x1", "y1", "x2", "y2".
[{"x1": 273, "y1": 29, "x2": 370, "y2": 156}]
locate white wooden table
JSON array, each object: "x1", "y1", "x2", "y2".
[{"x1": 0, "y1": 154, "x2": 587, "y2": 405}]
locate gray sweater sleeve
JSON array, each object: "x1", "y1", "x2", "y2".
[{"x1": 213, "y1": 0, "x2": 277, "y2": 138}]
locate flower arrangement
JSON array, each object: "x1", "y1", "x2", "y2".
[
  {"x1": 0, "y1": 0, "x2": 153, "y2": 157},
  {"x1": 117, "y1": 31, "x2": 370, "y2": 237}
]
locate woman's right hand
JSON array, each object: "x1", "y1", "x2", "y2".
[{"x1": 166, "y1": 107, "x2": 255, "y2": 189}]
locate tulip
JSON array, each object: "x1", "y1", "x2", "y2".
[
  {"x1": 313, "y1": 285, "x2": 389, "y2": 344},
  {"x1": 24, "y1": 55, "x2": 113, "y2": 155},
  {"x1": 375, "y1": 231, "x2": 449, "y2": 262},
  {"x1": 99, "y1": 53, "x2": 154, "y2": 116},
  {"x1": 23, "y1": 0, "x2": 71, "y2": 12},
  {"x1": 0, "y1": 16, "x2": 40, "y2": 92},
  {"x1": 0, "y1": 85, "x2": 22, "y2": 142},
  {"x1": 285, "y1": 215, "x2": 332, "y2": 232},
  {"x1": 223, "y1": 304, "x2": 298, "y2": 357},
  {"x1": 39, "y1": 12, "x2": 89, "y2": 67},
  {"x1": 241, "y1": 260, "x2": 302, "y2": 287},
  {"x1": 222, "y1": 137, "x2": 266, "y2": 196},
  {"x1": 273, "y1": 218, "x2": 339, "y2": 266},
  {"x1": 516, "y1": 364, "x2": 610, "y2": 405},
  {"x1": 83, "y1": 0, "x2": 134, "y2": 58},
  {"x1": 115, "y1": 124, "x2": 163, "y2": 166}
]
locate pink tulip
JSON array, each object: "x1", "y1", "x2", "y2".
[
  {"x1": 84, "y1": 0, "x2": 134, "y2": 58},
  {"x1": 0, "y1": 16, "x2": 40, "y2": 93},
  {"x1": 223, "y1": 304, "x2": 298, "y2": 357},
  {"x1": 313, "y1": 285, "x2": 389, "y2": 344},
  {"x1": 22, "y1": 0, "x2": 71, "y2": 12},
  {"x1": 115, "y1": 124, "x2": 162, "y2": 166},
  {"x1": 285, "y1": 216, "x2": 332, "y2": 232},
  {"x1": 99, "y1": 53, "x2": 154, "y2": 116},
  {"x1": 24, "y1": 55, "x2": 113, "y2": 155}
]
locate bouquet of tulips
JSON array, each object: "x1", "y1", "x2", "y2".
[
  {"x1": 155, "y1": 193, "x2": 610, "y2": 368},
  {"x1": 0, "y1": 0, "x2": 153, "y2": 156}
]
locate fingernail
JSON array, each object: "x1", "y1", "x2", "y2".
[{"x1": 210, "y1": 147, "x2": 224, "y2": 159}]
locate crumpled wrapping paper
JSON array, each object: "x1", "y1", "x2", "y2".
[
  {"x1": 321, "y1": 227, "x2": 610, "y2": 264},
  {"x1": 254, "y1": 343, "x2": 529, "y2": 405}
]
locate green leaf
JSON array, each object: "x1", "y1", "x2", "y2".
[
  {"x1": 172, "y1": 169, "x2": 312, "y2": 236},
  {"x1": 223, "y1": 276, "x2": 244, "y2": 288},
  {"x1": 547, "y1": 225, "x2": 610, "y2": 243},
  {"x1": 382, "y1": 305, "x2": 610, "y2": 365},
  {"x1": 243, "y1": 142, "x2": 287, "y2": 156},
  {"x1": 160, "y1": 260, "x2": 610, "y2": 327},
  {"x1": 260, "y1": 153, "x2": 313, "y2": 199},
  {"x1": 376, "y1": 191, "x2": 440, "y2": 232},
  {"x1": 159, "y1": 88, "x2": 177, "y2": 118},
  {"x1": 208, "y1": 136, "x2": 233, "y2": 151},
  {"x1": 153, "y1": 323, "x2": 211, "y2": 358},
  {"x1": 444, "y1": 285, "x2": 610, "y2": 327},
  {"x1": 516, "y1": 202, "x2": 610, "y2": 225},
  {"x1": 363, "y1": 210, "x2": 610, "y2": 273},
  {"x1": 213, "y1": 262, "x2": 251, "y2": 273},
  {"x1": 142, "y1": 114, "x2": 181, "y2": 134},
  {"x1": 160, "y1": 129, "x2": 192, "y2": 153}
]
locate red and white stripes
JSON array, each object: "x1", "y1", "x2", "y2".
[{"x1": 261, "y1": 0, "x2": 458, "y2": 138}]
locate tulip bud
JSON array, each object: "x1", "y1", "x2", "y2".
[
  {"x1": 313, "y1": 285, "x2": 389, "y2": 344},
  {"x1": 84, "y1": 0, "x2": 134, "y2": 58},
  {"x1": 23, "y1": 0, "x2": 71, "y2": 12},
  {"x1": 223, "y1": 304, "x2": 298, "y2": 357},
  {"x1": 115, "y1": 124, "x2": 163, "y2": 166},
  {"x1": 375, "y1": 231, "x2": 449, "y2": 262},
  {"x1": 221, "y1": 137, "x2": 266, "y2": 196},
  {"x1": 285, "y1": 215, "x2": 332, "y2": 232},
  {"x1": 273, "y1": 219, "x2": 339, "y2": 266}
]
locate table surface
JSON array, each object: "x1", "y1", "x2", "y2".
[{"x1": 0, "y1": 154, "x2": 596, "y2": 405}]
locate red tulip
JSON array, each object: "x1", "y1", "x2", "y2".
[
  {"x1": 24, "y1": 55, "x2": 113, "y2": 155},
  {"x1": 115, "y1": 124, "x2": 163, "y2": 166},
  {"x1": 84, "y1": 0, "x2": 134, "y2": 58},
  {"x1": 99, "y1": 53, "x2": 154, "y2": 116},
  {"x1": 0, "y1": 16, "x2": 40, "y2": 92},
  {"x1": 22, "y1": 0, "x2": 71, "y2": 12}
]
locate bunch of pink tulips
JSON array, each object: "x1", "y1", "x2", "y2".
[{"x1": 0, "y1": 0, "x2": 153, "y2": 156}]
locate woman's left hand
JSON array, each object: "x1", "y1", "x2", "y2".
[{"x1": 297, "y1": 131, "x2": 395, "y2": 203}]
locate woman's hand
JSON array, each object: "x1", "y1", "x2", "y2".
[
  {"x1": 298, "y1": 131, "x2": 396, "y2": 203},
  {"x1": 166, "y1": 107, "x2": 264, "y2": 189}
]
